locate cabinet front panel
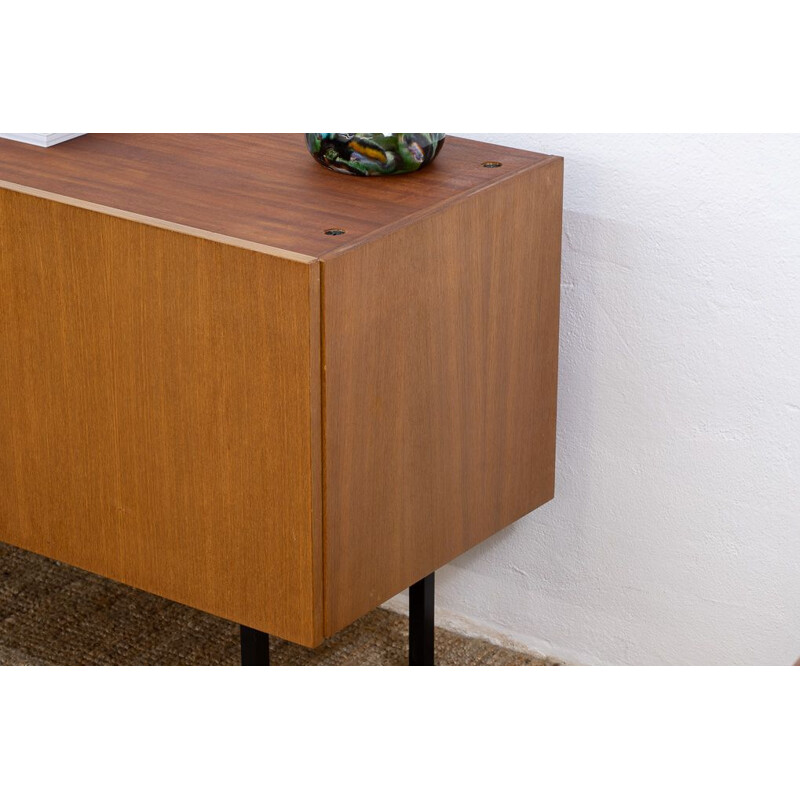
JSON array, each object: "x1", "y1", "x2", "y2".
[{"x1": 0, "y1": 188, "x2": 321, "y2": 646}]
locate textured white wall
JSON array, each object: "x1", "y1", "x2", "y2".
[{"x1": 387, "y1": 134, "x2": 800, "y2": 665}]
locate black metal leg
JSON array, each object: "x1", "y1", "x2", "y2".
[
  {"x1": 240, "y1": 625, "x2": 270, "y2": 666},
  {"x1": 409, "y1": 572, "x2": 435, "y2": 666}
]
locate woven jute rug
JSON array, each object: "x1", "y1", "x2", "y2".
[{"x1": 0, "y1": 543, "x2": 559, "y2": 666}]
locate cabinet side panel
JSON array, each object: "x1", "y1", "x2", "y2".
[
  {"x1": 323, "y1": 160, "x2": 563, "y2": 635},
  {"x1": 0, "y1": 188, "x2": 319, "y2": 646}
]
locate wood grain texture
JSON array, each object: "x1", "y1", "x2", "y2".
[
  {"x1": 0, "y1": 134, "x2": 554, "y2": 259},
  {"x1": 0, "y1": 135, "x2": 563, "y2": 649},
  {"x1": 321, "y1": 158, "x2": 563, "y2": 635},
  {"x1": 0, "y1": 187, "x2": 323, "y2": 646},
  {"x1": 0, "y1": 178, "x2": 315, "y2": 263}
]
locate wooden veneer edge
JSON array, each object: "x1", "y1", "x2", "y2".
[
  {"x1": 308, "y1": 259, "x2": 326, "y2": 645},
  {"x1": 0, "y1": 179, "x2": 317, "y2": 265}
]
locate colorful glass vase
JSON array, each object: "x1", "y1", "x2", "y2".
[{"x1": 306, "y1": 133, "x2": 445, "y2": 176}]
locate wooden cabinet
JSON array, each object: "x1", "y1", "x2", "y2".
[{"x1": 0, "y1": 134, "x2": 562, "y2": 649}]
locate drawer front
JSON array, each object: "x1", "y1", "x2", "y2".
[{"x1": 0, "y1": 188, "x2": 322, "y2": 646}]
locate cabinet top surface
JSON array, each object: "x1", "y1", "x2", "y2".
[{"x1": 0, "y1": 133, "x2": 556, "y2": 261}]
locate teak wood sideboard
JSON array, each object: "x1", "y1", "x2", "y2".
[{"x1": 0, "y1": 133, "x2": 562, "y2": 663}]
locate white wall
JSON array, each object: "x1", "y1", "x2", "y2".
[{"x1": 386, "y1": 133, "x2": 800, "y2": 665}]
